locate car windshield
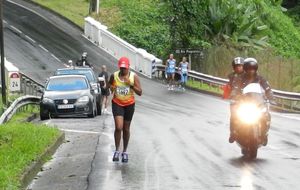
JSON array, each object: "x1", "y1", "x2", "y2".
[
  {"x1": 46, "y1": 77, "x2": 88, "y2": 91},
  {"x1": 55, "y1": 69, "x2": 96, "y2": 82}
]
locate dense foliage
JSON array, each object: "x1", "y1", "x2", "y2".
[{"x1": 89, "y1": 0, "x2": 300, "y2": 91}]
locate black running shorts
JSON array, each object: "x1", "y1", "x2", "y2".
[
  {"x1": 101, "y1": 88, "x2": 110, "y2": 96},
  {"x1": 112, "y1": 101, "x2": 135, "y2": 122}
]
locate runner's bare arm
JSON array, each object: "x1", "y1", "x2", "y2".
[{"x1": 131, "y1": 75, "x2": 142, "y2": 96}]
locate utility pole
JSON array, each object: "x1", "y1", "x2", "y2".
[
  {"x1": 89, "y1": 0, "x2": 100, "y2": 14},
  {"x1": 0, "y1": 0, "x2": 7, "y2": 106}
]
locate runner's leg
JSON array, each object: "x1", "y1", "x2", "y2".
[
  {"x1": 114, "y1": 116, "x2": 124, "y2": 151},
  {"x1": 122, "y1": 104, "x2": 135, "y2": 153},
  {"x1": 123, "y1": 121, "x2": 131, "y2": 152}
]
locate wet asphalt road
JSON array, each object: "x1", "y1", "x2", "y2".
[{"x1": 3, "y1": 1, "x2": 300, "y2": 189}]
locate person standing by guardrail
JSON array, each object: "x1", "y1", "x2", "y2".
[
  {"x1": 107, "y1": 57, "x2": 142, "y2": 163},
  {"x1": 166, "y1": 54, "x2": 176, "y2": 90},
  {"x1": 178, "y1": 56, "x2": 189, "y2": 91}
]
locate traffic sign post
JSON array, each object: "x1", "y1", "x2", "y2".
[
  {"x1": 0, "y1": 0, "x2": 7, "y2": 106},
  {"x1": 9, "y1": 72, "x2": 20, "y2": 92}
]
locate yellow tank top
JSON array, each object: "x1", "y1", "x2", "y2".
[{"x1": 112, "y1": 71, "x2": 135, "y2": 106}]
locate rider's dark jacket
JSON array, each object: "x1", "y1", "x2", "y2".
[
  {"x1": 228, "y1": 72, "x2": 243, "y2": 99},
  {"x1": 233, "y1": 73, "x2": 275, "y2": 101}
]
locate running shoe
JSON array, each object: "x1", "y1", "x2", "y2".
[
  {"x1": 121, "y1": 152, "x2": 129, "y2": 163},
  {"x1": 112, "y1": 151, "x2": 120, "y2": 162}
]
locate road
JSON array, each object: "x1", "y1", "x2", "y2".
[{"x1": 3, "y1": 1, "x2": 300, "y2": 189}]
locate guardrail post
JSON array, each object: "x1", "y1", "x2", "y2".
[
  {"x1": 30, "y1": 83, "x2": 34, "y2": 95},
  {"x1": 33, "y1": 84, "x2": 37, "y2": 96},
  {"x1": 24, "y1": 79, "x2": 28, "y2": 95}
]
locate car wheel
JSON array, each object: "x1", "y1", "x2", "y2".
[
  {"x1": 40, "y1": 112, "x2": 50, "y2": 120},
  {"x1": 88, "y1": 112, "x2": 95, "y2": 118},
  {"x1": 97, "y1": 102, "x2": 102, "y2": 115},
  {"x1": 88, "y1": 102, "x2": 96, "y2": 118}
]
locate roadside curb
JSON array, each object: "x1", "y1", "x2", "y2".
[
  {"x1": 22, "y1": 0, "x2": 84, "y2": 31},
  {"x1": 20, "y1": 131, "x2": 65, "y2": 190}
]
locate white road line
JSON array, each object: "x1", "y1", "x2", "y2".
[
  {"x1": 10, "y1": 25, "x2": 22, "y2": 34},
  {"x1": 60, "y1": 129, "x2": 101, "y2": 135},
  {"x1": 51, "y1": 54, "x2": 61, "y2": 62},
  {"x1": 25, "y1": 35, "x2": 36, "y2": 43},
  {"x1": 39, "y1": 44, "x2": 49, "y2": 52}
]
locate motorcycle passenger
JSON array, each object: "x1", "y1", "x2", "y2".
[
  {"x1": 235, "y1": 58, "x2": 274, "y2": 146},
  {"x1": 228, "y1": 57, "x2": 245, "y2": 143}
]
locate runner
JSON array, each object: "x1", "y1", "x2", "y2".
[
  {"x1": 166, "y1": 54, "x2": 176, "y2": 90},
  {"x1": 108, "y1": 57, "x2": 142, "y2": 162},
  {"x1": 99, "y1": 65, "x2": 110, "y2": 114},
  {"x1": 179, "y1": 56, "x2": 189, "y2": 91}
]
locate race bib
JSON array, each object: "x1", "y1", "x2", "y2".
[
  {"x1": 116, "y1": 86, "x2": 130, "y2": 96},
  {"x1": 182, "y1": 68, "x2": 188, "y2": 72}
]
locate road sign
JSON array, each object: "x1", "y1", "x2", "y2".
[
  {"x1": 175, "y1": 49, "x2": 203, "y2": 54},
  {"x1": 9, "y1": 72, "x2": 20, "y2": 92}
]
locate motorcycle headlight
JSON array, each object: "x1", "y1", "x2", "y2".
[
  {"x1": 237, "y1": 103, "x2": 262, "y2": 124},
  {"x1": 77, "y1": 96, "x2": 89, "y2": 104},
  {"x1": 42, "y1": 97, "x2": 54, "y2": 104}
]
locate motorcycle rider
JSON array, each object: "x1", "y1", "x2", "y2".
[
  {"x1": 228, "y1": 57, "x2": 245, "y2": 143},
  {"x1": 232, "y1": 57, "x2": 274, "y2": 145},
  {"x1": 76, "y1": 52, "x2": 92, "y2": 67}
]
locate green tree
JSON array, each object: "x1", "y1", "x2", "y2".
[{"x1": 161, "y1": 0, "x2": 209, "y2": 50}]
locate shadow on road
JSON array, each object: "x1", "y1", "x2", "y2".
[{"x1": 229, "y1": 157, "x2": 268, "y2": 168}]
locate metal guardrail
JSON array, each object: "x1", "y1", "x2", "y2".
[
  {"x1": 155, "y1": 64, "x2": 300, "y2": 112},
  {"x1": 20, "y1": 72, "x2": 44, "y2": 96},
  {"x1": 0, "y1": 72, "x2": 44, "y2": 124},
  {"x1": 0, "y1": 95, "x2": 40, "y2": 124}
]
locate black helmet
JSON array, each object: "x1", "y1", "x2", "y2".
[
  {"x1": 232, "y1": 57, "x2": 244, "y2": 68},
  {"x1": 243, "y1": 57, "x2": 258, "y2": 71}
]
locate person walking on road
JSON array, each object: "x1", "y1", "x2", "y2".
[
  {"x1": 108, "y1": 57, "x2": 142, "y2": 162},
  {"x1": 179, "y1": 56, "x2": 189, "y2": 91},
  {"x1": 166, "y1": 54, "x2": 176, "y2": 90},
  {"x1": 99, "y1": 65, "x2": 110, "y2": 114}
]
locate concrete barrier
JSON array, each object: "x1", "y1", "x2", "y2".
[{"x1": 84, "y1": 17, "x2": 162, "y2": 78}]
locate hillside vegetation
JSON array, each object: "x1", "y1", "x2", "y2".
[
  {"x1": 32, "y1": 0, "x2": 300, "y2": 91},
  {"x1": 97, "y1": 0, "x2": 300, "y2": 92}
]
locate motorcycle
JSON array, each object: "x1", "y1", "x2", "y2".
[{"x1": 234, "y1": 83, "x2": 270, "y2": 159}]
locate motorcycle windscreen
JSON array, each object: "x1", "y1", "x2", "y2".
[{"x1": 242, "y1": 83, "x2": 264, "y2": 94}]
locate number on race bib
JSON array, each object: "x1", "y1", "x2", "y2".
[{"x1": 116, "y1": 87, "x2": 130, "y2": 96}]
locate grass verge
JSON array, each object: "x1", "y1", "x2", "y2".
[
  {"x1": 0, "y1": 108, "x2": 61, "y2": 189},
  {"x1": 187, "y1": 80, "x2": 223, "y2": 95},
  {"x1": 32, "y1": 0, "x2": 89, "y2": 27}
]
